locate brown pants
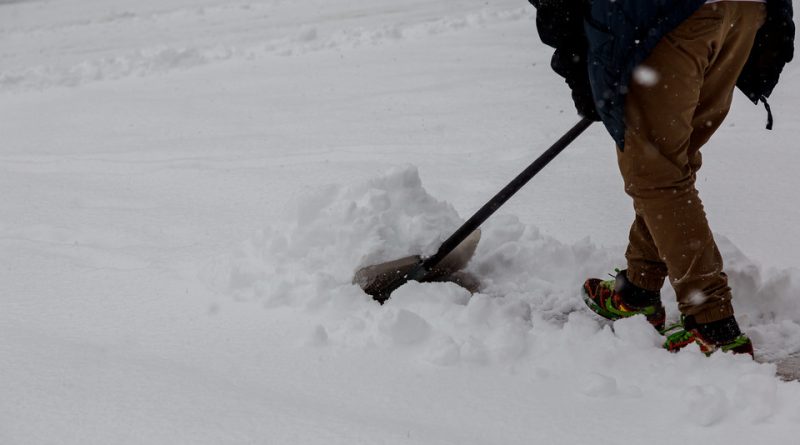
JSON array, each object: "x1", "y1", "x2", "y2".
[{"x1": 618, "y1": 2, "x2": 766, "y2": 323}]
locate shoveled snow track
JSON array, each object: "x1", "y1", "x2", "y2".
[{"x1": 772, "y1": 354, "x2": 800, "y2": 381}]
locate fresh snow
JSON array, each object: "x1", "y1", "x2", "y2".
[{"x1": 2, "y1": 0, "x2": 800, "y2": 443}]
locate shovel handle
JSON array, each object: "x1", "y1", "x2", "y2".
[{"x1": 375, "y1": 118, "x2": 593, "y2": 301}]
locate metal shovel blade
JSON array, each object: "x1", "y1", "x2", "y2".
[
  {"x1": 353, "y1": 229, "x2": 481, "y2": 300},
  {"x1": 352, "y1": 119, "x2": 593, "y2": 303}
]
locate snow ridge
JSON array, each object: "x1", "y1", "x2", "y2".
[
  {"x1": 0, "y1": 45, "x2": 236, "y2": 90},
  {"x1": 0, "y1": 7, "x2": 532, "y2": 92}
]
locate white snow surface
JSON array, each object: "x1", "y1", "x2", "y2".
[{"x1": 3, "y1": 0, "x2": 800, "y2": 443}]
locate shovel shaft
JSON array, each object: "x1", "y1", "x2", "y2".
[
  {"x1": 420, "y1": 118, "x2": 593, "y2": 270},
  {"x1": 375, "y1": 118, "x2": 593, "y2": 301}
]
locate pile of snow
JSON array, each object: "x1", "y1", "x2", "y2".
[
  {"x1": 218, "y1": 165, "x2": 464, "y2": 308},
  {"x1": 218, "y1": 166, "x2": 800, "y2": 393},
  {"x1": 722, "y1": 241, "x2": 800, "y2": 362}
]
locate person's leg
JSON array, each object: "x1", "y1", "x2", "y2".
[
  {"x1": 625, "y1": 215, "x2": 668, "y2": 292},
  {"x1": 619, "y1": 2, "x2": 765, "y2": 324},
  {"x1": 620, "y1": 4, "x2": 716, "y2": 310},
  {"x1": 688, "y1": 3, "x2": 767, "y2": 159}
]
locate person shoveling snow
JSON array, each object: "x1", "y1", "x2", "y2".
[
  {"x1": 530, "y1": 0, "x2": 793, "y2": 356},
  {"x1": 356, "y1": 0, "x2": 794, "y2": 361}
]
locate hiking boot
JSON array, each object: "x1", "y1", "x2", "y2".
[
  {"x1": 663, "y1": 315, "x2": 754, "y2": 357},
  {"x1": 582, "y1": 269, "x2": 666, "y2": 331}
]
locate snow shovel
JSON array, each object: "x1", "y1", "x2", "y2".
[{"x1": 354, "y1": 118, "x2": 593, "y2": 303}]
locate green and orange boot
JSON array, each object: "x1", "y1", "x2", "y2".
[
  {"x1": 582, "y1": 269, "x2": 666, "y2": 331},
  {"x1": 662, "y1": 315, "x2": 754, "y2": 357}
]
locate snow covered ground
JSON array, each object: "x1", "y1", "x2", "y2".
[{"x1": 2, "y1": 0, "x2": 800, "y2": 443}]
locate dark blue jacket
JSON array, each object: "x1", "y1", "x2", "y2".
[{"x1": 531, "y1": 0, "x2": 795, "y2": 148}]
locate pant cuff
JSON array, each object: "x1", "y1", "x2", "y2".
[
  {"x1": 625, "y1": 267, "x2": 665, "y2": 292},
  {"x1": 688, "y1": 302, "x2": 735, "y2": 324}
]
